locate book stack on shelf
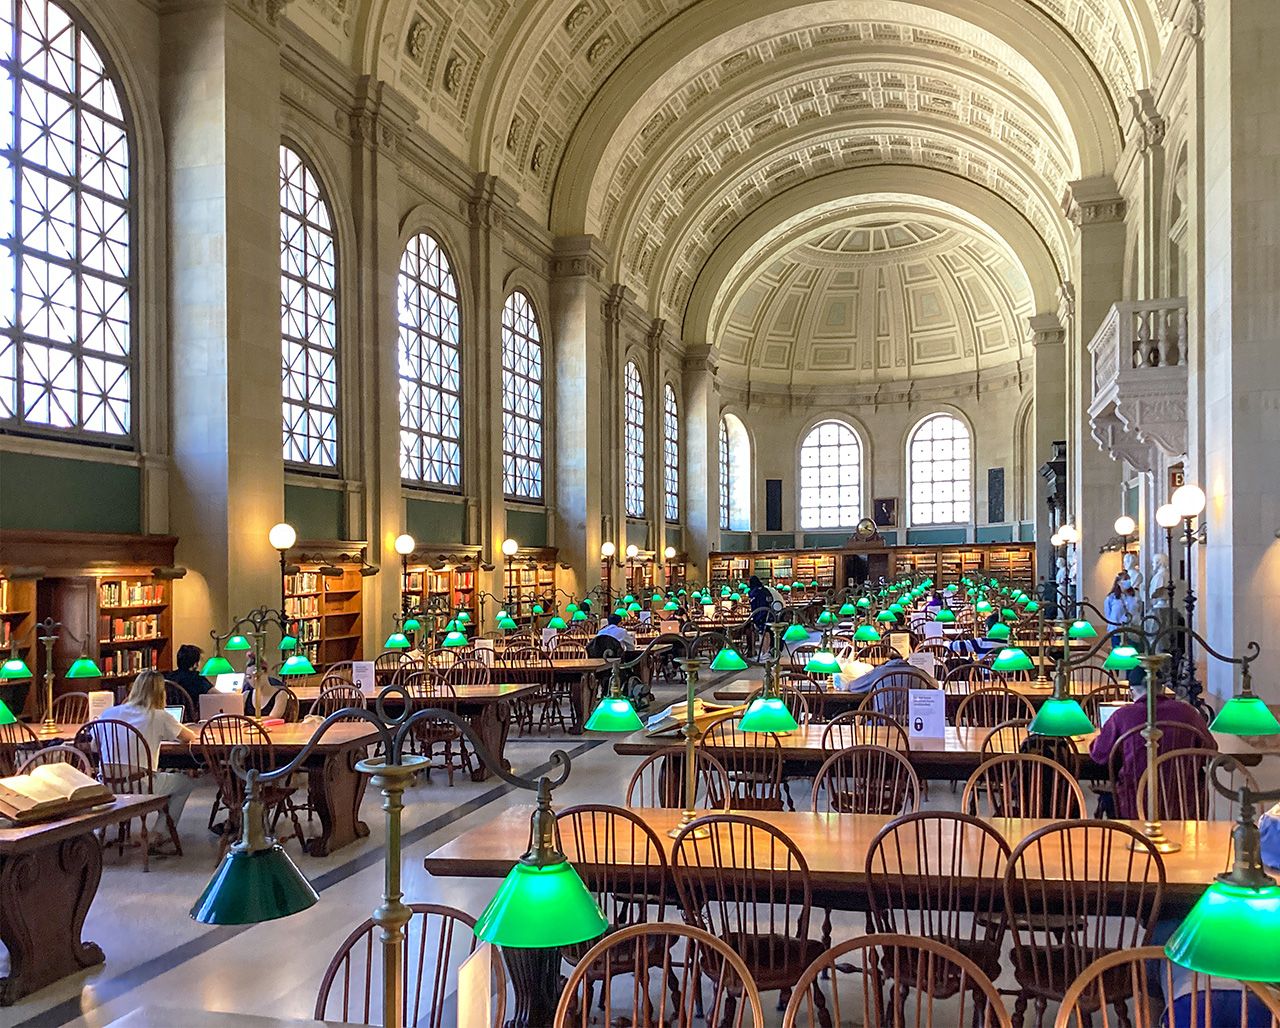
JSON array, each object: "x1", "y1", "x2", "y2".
[
  {"x1": 504, "y1": 562, "x2": 556, "y2": 621},
  {"x1": 284, "y1": 571, "x2": 323, "y2": 665},
  {"x1": 96, "y1": 577, "x2": 171, "y2": 687},
  {"x1": 0, "y1": 576, "x2": 36, "y2": 714}
]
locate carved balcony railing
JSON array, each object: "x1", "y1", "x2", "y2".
[{"x1": 1088, "y1": 298, "x2": 1189, "y2": 472}]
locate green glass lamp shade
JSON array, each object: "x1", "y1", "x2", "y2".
[
  {"x1": 531, "y1": 604, "x2": 544, "y2": 615},
  {"x1": 402, "y1": 616, "x2": 422, "y2": 632},
  {"x1": 854, "y1": 624, "x2": 881, "y2": 643},
  {"x1": 278, "y1": 634, "x2": 297, "y2": 651},
  {"x1": 0, "y1": 656, "x2": 33, "y2": 679},
  {"x1": 442, "y1": 630, "x2": 469, "y2": 648},
  {"x1": 1211, "y1": 696, "x2": 1280, "y2": 736},
  {"x1": 1028, "y1": 696, "x2": 1095, "y2": 737},
  {"x1": 547, "y1": 616, "x2": 568, "y2": 630},
  {"x1": 279, "y1": 654, "x2": 316, "y2": 676},
  {"x1": 888, "y1": 603, "x2": 904, "y2": 615},
  {"x1": 650, "y1": 592, "x2": 663, "y2": 603},
  {"x1": 0, "y1": 698, "x2": 14, "y2": 725},
  {"x1": 585, "y1": 695, "x2": 644, "y2": 732},
  {"x1": 709, "y1": 646, "x2": 749, "y2": 672},
  {"x1": 497, "y1": 616, "x2": 518, "y2": 632},
  {"x1": 191, "y1": 843, "x2": 318, "y2": 925},
  {"x1": 611, "y1": 608, "x2": 626, "y2": 620},
  {"x1": 1102, "y1": 645, "x2": 1140, "y2": 671},
  {"x1": 816, "y1": 610, "x2": 836, "y2": 626},
  {"x1": 739, "y1": 696, "x2": 799, "y2": 733},
  {"x1": 624, "y1": 594, "x2": 637, "y2": 605},
  {"x1": 945, "y1": 584, "x2": 958, "y2": 595},
  {"x1": 566, "y1": 602, "x2": 579, "y2": 614},
  {"x1": 933, "y1": 608, "x2": 956, "y2": 623},
  {"x1": 456, "y1": 611, "x2": 471, "y2": 624},
  {"x1": 975, "y1": 600, "x2": 993, "y2": 615},
  {"x1": 990, "y1": 647, "x2": 1034, "y2": 673},
  {"x1": 66, "y1": 656, "x2": 103, "y2": 679},
  {"x1": 987, "y1": 622, "x2": 1011, "y2": 641},
  {"x1": 384, "y1": 631, "x2": 411, "y2": 650},
  {"x1": 1067, "y1": 619, "x2": 1098, "y2": 640},
  {"x1": 475, "y1": 859, "x2": 607, "y2": 948},
  {"x1": 1165, "y1": 879, "x2": 1280, "y2": 981},
  {"x1": 677, "y1": 589, "x2": 687, "y2": 598},
  {"x1": 224, "y1": 634, "x2": 252, "y2": 652},
  {"x1": 810, "y1": 579, "x2": 820, "y2": 588},
  {"x1": 663, "y1": 599, "x2": 680, "y2": 611},
  {"x1": 804, "y1": 649, "x2": 842, "y2": 676},
  {"x1": 444, "y1": 619, "x2": 463, "y2": 633},
  {"x1": 201, "y1": 654, "x2": 235, "y2": 677},
  {"x1": 1001, "y1": 608, "x2": 1017, "y2": 621},
  {"x1": 779, "y1": 584, "x2": 792, "y2": 593},
  {"x1": 720, "y1": 586, "x2": 731, "y2": 598},
  {"x1": 857, "y1": 596, "x2": 871, "y2": 609},
  {"x1": 782, "y1": 622, "x2": 810, "y2": 643},
  {"x1": 571, "y1": 609, "x2": 588, "y2": 622},
  {"x1": 875, "y1": 610, "x2": 897, "y2": 624},
  {"x1": 580, "y1": 598, "x2": 593, "y2": 610},
  {"x1": 626, "y1": 602, "x2": 642, "y2": 613},
  {"x1": 838, "y1": 602, "x2": 858, "y2": 617},
  {"x1": 1023, "y1": 600, "x2": 1040, "y2": 614}
]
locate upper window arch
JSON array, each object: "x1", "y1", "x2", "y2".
[
  {"x1": 280, "y1": 143, "x2": 339, "y2": 468},
  {"x1": 501, "y1": 290, "x2": 543, "y2": 501},
  {"x1": 908, "y1": 412, "x2": 972, "y2": 525},
  {"x1": 719, "y1": 412, "x2": 750, "y2": 532},
  {"x1": 799, "y1": 420, "x2": 863, "y2": 529},
  {"x1": 662, "y1": 383, "x2": 679, "y2": 523},
  {"x1": 0, "y1": 0, "x2": 134, "y2": 441},
  {"x1": 397, "y1": 232, "x2": 461, "y2": 489},
  {"x1": 623, "y1": 361, "x2": 645, "y2": 518}
]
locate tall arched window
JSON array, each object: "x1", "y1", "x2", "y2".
[
  {"x1": 501, "y1": 290, "x2": 543, "y2": 501},
  {"x1": 0, "y1": 1, "x2": 133, "y2": 439},
  {"x1": 799, "y1": 420, "x2": 862, "y2": 529},
  {"x1": 908, "y1": 413, "x2": 972, "y2": 525},
  {"x1": 397, "y1": 233, "x2": 461, "y2": 488},
  {"x1": 663, "y1": 383, "x2": 679, "y2": 522},
  {"x1": 623, "y1": 361, "x2": 645, "y2": 518},
  {"x1": 720, "y1": 413, "x2": 750, "y2": 531},
  {"x1": 280, "y1": 144, "x2": 338, "y2": 468}
]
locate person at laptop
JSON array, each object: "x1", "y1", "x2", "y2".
[
  {"x1": 595, "y1": 613, "x2": 635, "y2": 650},
  {"x1": 1087, "y1": 669, "x2": 1212, "y2": 818},
  {"x1": 165, "y1": 644, "x2": 211, "y2": 699},
  {"x1": 100, "y1": 670, "x2": 198, "y2": 825}
]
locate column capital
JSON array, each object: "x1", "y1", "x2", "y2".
[
  {"x1": 466, "y1": 173, "x2": 517, "y2": 231},
  {"x1": 1062, "y1": 176, "x2": 1127, "y2": 227},
  {"x1": 1127, "y1": 89, "x2": 1167, "y2": 152},
  {"x1": 1028, "y1": 312, "x2": 1066, "y2": 348},
  {"x1": 343, "y1": 76, "x2": 418, "y2": 162},
  {"x1": 551, "y1": 235, "x2": 610, "y2": 283},
  {"x1": 683, "y1": 343, "x2": 719, "y2": 378}
]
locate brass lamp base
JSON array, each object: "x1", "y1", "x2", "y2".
[
  {"x1": 37, "y1": 719, "x2": 58, "y2": 738},
  {"x1": 1135, "y1": 822, "x2": 1181, "y2": 854},
  {"x1": 668, "y1": 809, "x2": 710, "y2": 840}
]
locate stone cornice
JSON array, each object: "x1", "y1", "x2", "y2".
[
  {"x1": 551, "y1": 235, "x2": 610, "y2": 283},
  {"x1": 1029, "y1": 312, "x2": 1066, "y2": 347},
  {"x1": 1062, "y1": 176, "x2": 1127, "y2": 227}
]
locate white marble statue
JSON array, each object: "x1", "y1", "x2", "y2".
[
  {"x1": 1149, "y1": 553, "x2": 1170, "y2": 609},
  {"x1": 1122, "y1": 552, "x2": 1144, "y2": 598}
]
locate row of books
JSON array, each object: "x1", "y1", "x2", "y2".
[
  {"x1": 99, "y1": 581, "x2": 165, "y2": 607},
  {"x1": 292, "y1": 618, "x2": 323, "y2": 643},
  {"x1": 285, "y1": 595, "x2": 321, "y2": 618},
  {"x1": 100, "y1": 647, "x2": 159, "y2": 676},
  {"x1": 285, "y1": 572, "x2": 322, "y2": 595},
  {"x1": 0, "y1": 578, "x2": 8, "y2": 610},
  {"x1": 98, "y1": 614, "x2": 162, "y2": 642}
]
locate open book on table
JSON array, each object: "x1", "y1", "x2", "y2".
[
  {"x1": 0, "y1": 762, "x2": 113, "y2": 823},
  {"x1": 645, "y1": 699, "x2": 746, "y2": 737}
]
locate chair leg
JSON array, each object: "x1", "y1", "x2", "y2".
[
  {"x1": 165, "y1": 810, "x2": 183, "y2": 857},
  {"x1": 1034, "y1": 996, "x2": 1048, "y2": 1028},
  {"x1": 1012, "y1": 993, "x2": 1028, "y2": 1028},
  {"x1": 810, "y1": 980, "x2": 833, "y2": 1028},
  {"x1": 140, "y1": 814, "x2": 150, "y2": 873}
]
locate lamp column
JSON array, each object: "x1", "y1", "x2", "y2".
[{"x1": 1171, "y1": 484, "x2": 1206, "y2": 706}]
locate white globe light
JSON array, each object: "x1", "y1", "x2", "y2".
[
  {"x1": 268, "y1": 522, "x2": 296, "y2": 551},
  {"x1": 663, "y1": 546, "x2": 677, "y2": 560},
  {"x1": 600, "y1": 541, "x2": 616, "y2": 559},
  {"x1": 625, "y1": 544, "x2": 639, "y2": 559},
  {"x1": 1050, "y1": 533, "x2": 1064, "y2": 548},
  {"x1": 1156, "y1": 503, "x2": 1182, "y2": 529},
  {"x1": 1059, "y1": 523, "x2": 1079, "y2": 544},
  {"x1": 501, "y1": 538, "x2": 520, "y2": 557},
  {"x1": 1114, "y1": 515, "x2": 1136, "y2": 537},
  {"x1": 393, "y1": 533, "x2": 415, "y2": 556},
  {"x1": 1171, "y1": 483, "x2": 1206, "y2": 519}
]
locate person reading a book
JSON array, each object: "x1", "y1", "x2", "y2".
[{"x1": 101, "y1": 670, "x2": 198, "y2": 824}]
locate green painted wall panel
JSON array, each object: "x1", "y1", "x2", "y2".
[
  {"x1": 906, "y1": 527, "x2": 968, "y2": 545},
  {"x1": 759, "y1": 534, "x2": 796, "y2": 550},
  {"x1": 284, "y1": 483, "x2": 344, "y2": 541},
  {"x1": 665, "y1": 526, "x2": 682, "y2": 549},
  {"x1": 976, "y1": 525, "x2": 1015, "y2": 543},
  {"x1": 406, "y1": 495, "x2": 466, "y2": 545},
  {"x1": 0, "y1": 452, "x2": 139, "y2": 532},
  {"x1": 720, "y1": 532, "x2": 751, "y2": 552},
  {"x1": 505, "y1": 507, "x2": 547, "y2": 548},
  {"x1": 626, "y1": 520, "x2": 649, "y2": 549},
  {"x1": 802, "y1": 533, "x2": 848, "y2": 548}
]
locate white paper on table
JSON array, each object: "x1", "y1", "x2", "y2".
[
  {"x1": 472, "y1": 638, "x2": 495, "y2": 666},
  {"x1": 639, "y1": 610, "x2": 652, "y2": 623},
  {"x1": 907, "y1": 689, "x2": 946, "y2": 740},
  {"x1": 88, "y1": 690, "x2": 114, "y2": 720},
  {"x1": 832, "y1": 659, "x2": 875, "y2": 692},
  {"x1": 906, "y1": 652, "x2": 936, "y2": 679},
  {"x1": 922, "y1": 620, "x2": 945, "y2": 639},
  {"x1": 457, "y1": 943, "x2": 494, "y2": 1028},
  {"x1": 351, "y1": 661, "x2": 375, "y2": 694},
  {"x1": 890, "y1": 631, "x2": 912, "y2": 655},
  {"x1": 541, "y1": 627, "x2": 559, "y2": 649}
]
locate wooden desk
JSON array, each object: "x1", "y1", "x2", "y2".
[
  {"x1": 0, "y1": 794, "x2": 168, "y2": 1005},
  {"x1": 424, "y1": 805, "x2": 1233, "y2": 907},
  {"x1": 496, "y1": 659, "x2": 610, "y2": 734}
]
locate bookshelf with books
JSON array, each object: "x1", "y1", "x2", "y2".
[
  {"x1": 284, "y1": 565, "x2": 364, "y2": 668},
  {"x1": 401, "y1": 550, "x2": 482, "y2": 634},
  {"x1": 95, "y1": 576, "x2": 173, "y2": 688},
  {"x1": 503, "y1": 550, "x2": 557, "y2": 622},
  {"x1": 0, "y1": 576, "x2": 37, "y2": 716}
]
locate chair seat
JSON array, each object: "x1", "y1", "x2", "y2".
[
  {"x1": 722, "y1": 933, "x2": 824, "y2": 992},
  {"x1": 1011, "y1": 944, "x2": 1130, "y2": 1000},
  {"x1": 879, "y1": 936, "x2": 1002, "y2": 996}
]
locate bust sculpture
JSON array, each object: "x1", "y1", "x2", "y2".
[
  {"x1": 1149, "y1": 553, "x2": 1170, "y2": 609},
  {"x1": 1122, "y1": 552, "x2": 1144, "y2": 598}
]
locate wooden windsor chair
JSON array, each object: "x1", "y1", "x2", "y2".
[
  {"x1": 961, "y1": 753, "x2": 1087, "y2": 821},
  {"x1": 820, "y1": 710, "x2": 910, "y2": 753},
  {"x1": 954, "y1": 687, "x2": 1037, "y2": 729},
  {"x1": 51, "y1": 691, "x2": 91, "y2": 724},
  {"x1": 625, "y1": 746, "x2": 731, "y2": 810},
  {"x1": 699, "y1": 718, "x2": 786, "y2": 811}
]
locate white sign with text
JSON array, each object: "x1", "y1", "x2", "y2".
[
  {"x1": 907, "y1": 689, "x2": 946, "y2": 740},
  {"x1": 351, "y1": 661, "x2": 376, "y2": 694}
]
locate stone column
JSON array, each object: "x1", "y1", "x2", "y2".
[
  {"x1": 1063, "y1": 177, "x2": 1128, "y2": 606},
  {"x1": 1029, "y1": 313, "x2": 1066, "y2": 578},
  {"x1": 550, "y1": 237, "x2": 611, "y2": 598},
  {"x1": 346, "y1": 77, "x2": 416, "y2": 652},
  {"x1": 161, "y1": 0, "x2": 286, "y2": 640},
  {"x1": 1200, "y1": 0, "x2": 1280, "y2": 699},
  {"x1": 683, "y1": 345, "x2": 721, "y2": 576}
]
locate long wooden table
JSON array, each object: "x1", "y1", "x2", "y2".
[
  {"x1": 712, "y1": 677, "x2": 1058, "y2": 718},
  {"x1": 0, "y1": 794, "x2": 168, "y2": 1004}
]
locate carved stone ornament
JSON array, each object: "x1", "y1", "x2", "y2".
[
  {"x1": 564, "y1": 2, "x2": 591, "y2": 34},
  {"x1": 586, "y1": 33, "x2": 613, "y2": 65},
  {"x1": 236, "y1": 0, "x2": 290, "y2": 26},
  {"x1": 405, "y1": 17, "x2": 428, "y2": 61},
  {"x1": 530, "y1": 141, "x2": 545, "y2": 173},
  {"x1": 506, "y1": 115, "x2": 524, "y2": 151},
  {"x1": 442, "y1": 54, "x2": 464, "y2": 94},
  {"x1": 1129, "y1": 89, "x2": 1166, "y2": 152}
]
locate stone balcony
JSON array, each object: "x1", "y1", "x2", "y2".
[{"x1": 1087, "y1": 298, "x2": 1189, "y2": 472}]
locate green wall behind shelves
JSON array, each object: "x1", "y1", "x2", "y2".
[
  {"x1": 284, "y1": 483, "x2": 344, "y2": 541},
  {"x1": 505, "y1": 507, "x2": 547, "y2": 548},
  {"x1": 0, "y1": 451, "x2": 140, "y2": 533},
  {"x1": 406, "y1": 495, "x2": 466, "y2": 545}
]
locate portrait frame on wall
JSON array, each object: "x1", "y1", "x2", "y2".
[{"x1": 873, "y1": 497, "x2": 898, "y2": 528}]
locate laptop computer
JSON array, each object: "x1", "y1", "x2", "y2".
[
  {"x1": 213, "y1": 672, "x2": 245, "y2": 694},
  {"x1": 1098, "y1": 701, "x2": 1125, "y2": 726},
  {"x1": 163, "y1": 705, "x2": 186, "y2": 723},
  {"x1": 199, "y1": 691, "x2": 245, "y2": 721}
]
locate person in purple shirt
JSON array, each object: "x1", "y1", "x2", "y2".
[{"x1": 1088, "y1": 674, "x2": 1213, "y2": 819}]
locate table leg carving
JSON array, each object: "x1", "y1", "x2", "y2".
[
  {"x1": 501, "y1": 945, "x2": 563, "y2": 1028},
  {"x1": 305, "y1": 746, "x2": 371, "y2": 857},
  {"x1": 0, "y1": 833, "x2": 104, "y2": 1005},
  {"x1": 468, "y1": 702, "x2": 511, "y2": 783}
]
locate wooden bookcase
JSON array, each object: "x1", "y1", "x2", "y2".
[
  {"x1": 96, "y1": 576, "x2": 173, "y2": 686},
  {"x1": 284, "y1": 565, "x2": 364, "y2": 668},
  {"x1": 503, "y1": 548, "x2": 558, "y2": 620},
  {"x1": 0, "y1": 576, "x2": 37, "y2": 716},
  {"x1": 402, "y1": 549, "x2": 482, "y2": 630}
]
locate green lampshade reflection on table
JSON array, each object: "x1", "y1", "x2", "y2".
[
  {"x1": 190, "y1": 843, "x2": 318, "y2": 925},
  {"x1": 782, "y1": 622, "x2": 810, "y2": 643},
  {"x1": 804, "y1": 649, "x2": 842, "y2": 676},
  {"x1": 442, "y1": 630, "x2": 469, "y2": 648},
  {"x1": 474, "y1": 859, "x2": 607, "y2": 948},
  {"x1": 66, "y1": 655, "x2": 103, "y2": 679},
  {"x1": 1102, "y1": 645, "x2": 1140, "y2": 671},
  {"x1": 816, "y1": 610, "x2": 836, "y2": 627},
  {"x1": 1067, "y1": 619, "x2": 1098, "y2": 640},
  {"x1": 1028, "y1": 696, "x2": 1095, "y2": 737},
  {"x1": 384, "y1": 631, "x2": 411, "y2": 650},
  {"x1": 278, "y1": 634, "x2": 297, "y2": 651},
  {"x1": 933, "y1": 608, "x2": 956, "y2": 624},
  {"x1": 224, "y1": 634, "x2": 251, "y2": 652},
  {"x1": 279, "y1": 654, "x2": 316, "y2": 676},
  {"x1": 986, "y1": 622, "x2": 1011, "y2": 641},
  {"x1": 1211, "y1": 696, "x2": 1280, "y2": 736},
  {"x1": 710, "y1": 646, "x2": 749, "y2": 672},
  {"x1": 854, "y1": 624, "x2": 881, "y2": 643},
  {"x1": 0, "y1": 656, "x2": 32, "y2": 679},
  {"x1": 584, "y1": 695, "x2": 643, "y2": 732},
  {"x1": 990, "y1": 647, "x2": 1034, "y2": 673},
  {"x1": 739, "y1": 696, "x2": 799, "y2": 733},
  {"x1": 1165, "y1": 879, "x2": 1280, "y2": 981},
  {"x1": 547, "y1": 616, "x2": 568, "y2": 630},
  {"x1": 838, "y1": 602, "x2": 858, "y2": 617},
  {"x1": 571, "y1": 610, "x2": 588, "y2": 622},
  {"x1": 201, "y1": 654, "x2": 235, "y2": 677},
  {"x1": 402, "y1": 617, "x2": 422, "y2": 632}
]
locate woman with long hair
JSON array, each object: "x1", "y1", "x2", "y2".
[{"x1": 100, "y1": 670, "x2": 198, "y2": 823}]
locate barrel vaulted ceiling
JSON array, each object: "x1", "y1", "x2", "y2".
[{"x1": 289, "y1": 0, "x2": 1169, "y2": 380}]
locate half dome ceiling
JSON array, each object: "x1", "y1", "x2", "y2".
[{"x1": 717, "y1": 215, "x2": 1034, "y2": 386}]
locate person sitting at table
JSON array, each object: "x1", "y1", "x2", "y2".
[
  {"x1": 848, "y1": 656, "x2": 925, "y2": 696},
  {"x1": 100, "y1": 670, "x2": 198, "y2": 825},
  {"x1": 595, "y1": 613, "x2": 635, "y2": 650},
  {"x1": 946, "y1": 630, "x2": 1002, "y2": 659},
  {"x1": 1087, "y1": 670, "x2": 1212, "y2": 819},
  {"x1": 164, "y1": 643, "x2": 211, "y2": 699}
]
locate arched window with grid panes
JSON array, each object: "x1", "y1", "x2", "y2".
[
  {"x1": 0, "y1": 1, "x2": 134, "y2": 441},
  {"x1": 798, "y1": 420, "x2": 863, "y2": 529},
  {"x1": 908, "y1": 412, "x2": 972, "y2": 525},
  {"x1": 280, "y1": 144, "x2": 338, "y2": 469},
  {"x1": 501, "y1": 290, "x2": 543, "y2": 501},
  {"x1": 623, "y1": 361, "x2": 645, "y2": 518},
  {"x1": 663, "y1": 383, "x2": 679, "y2": 522},
  {"x1": 720, "y1": 413, "x2": 750, "y2": 531},
  {"x1": 397, "y1": 233, "x2": 461, "y2": 488}
]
